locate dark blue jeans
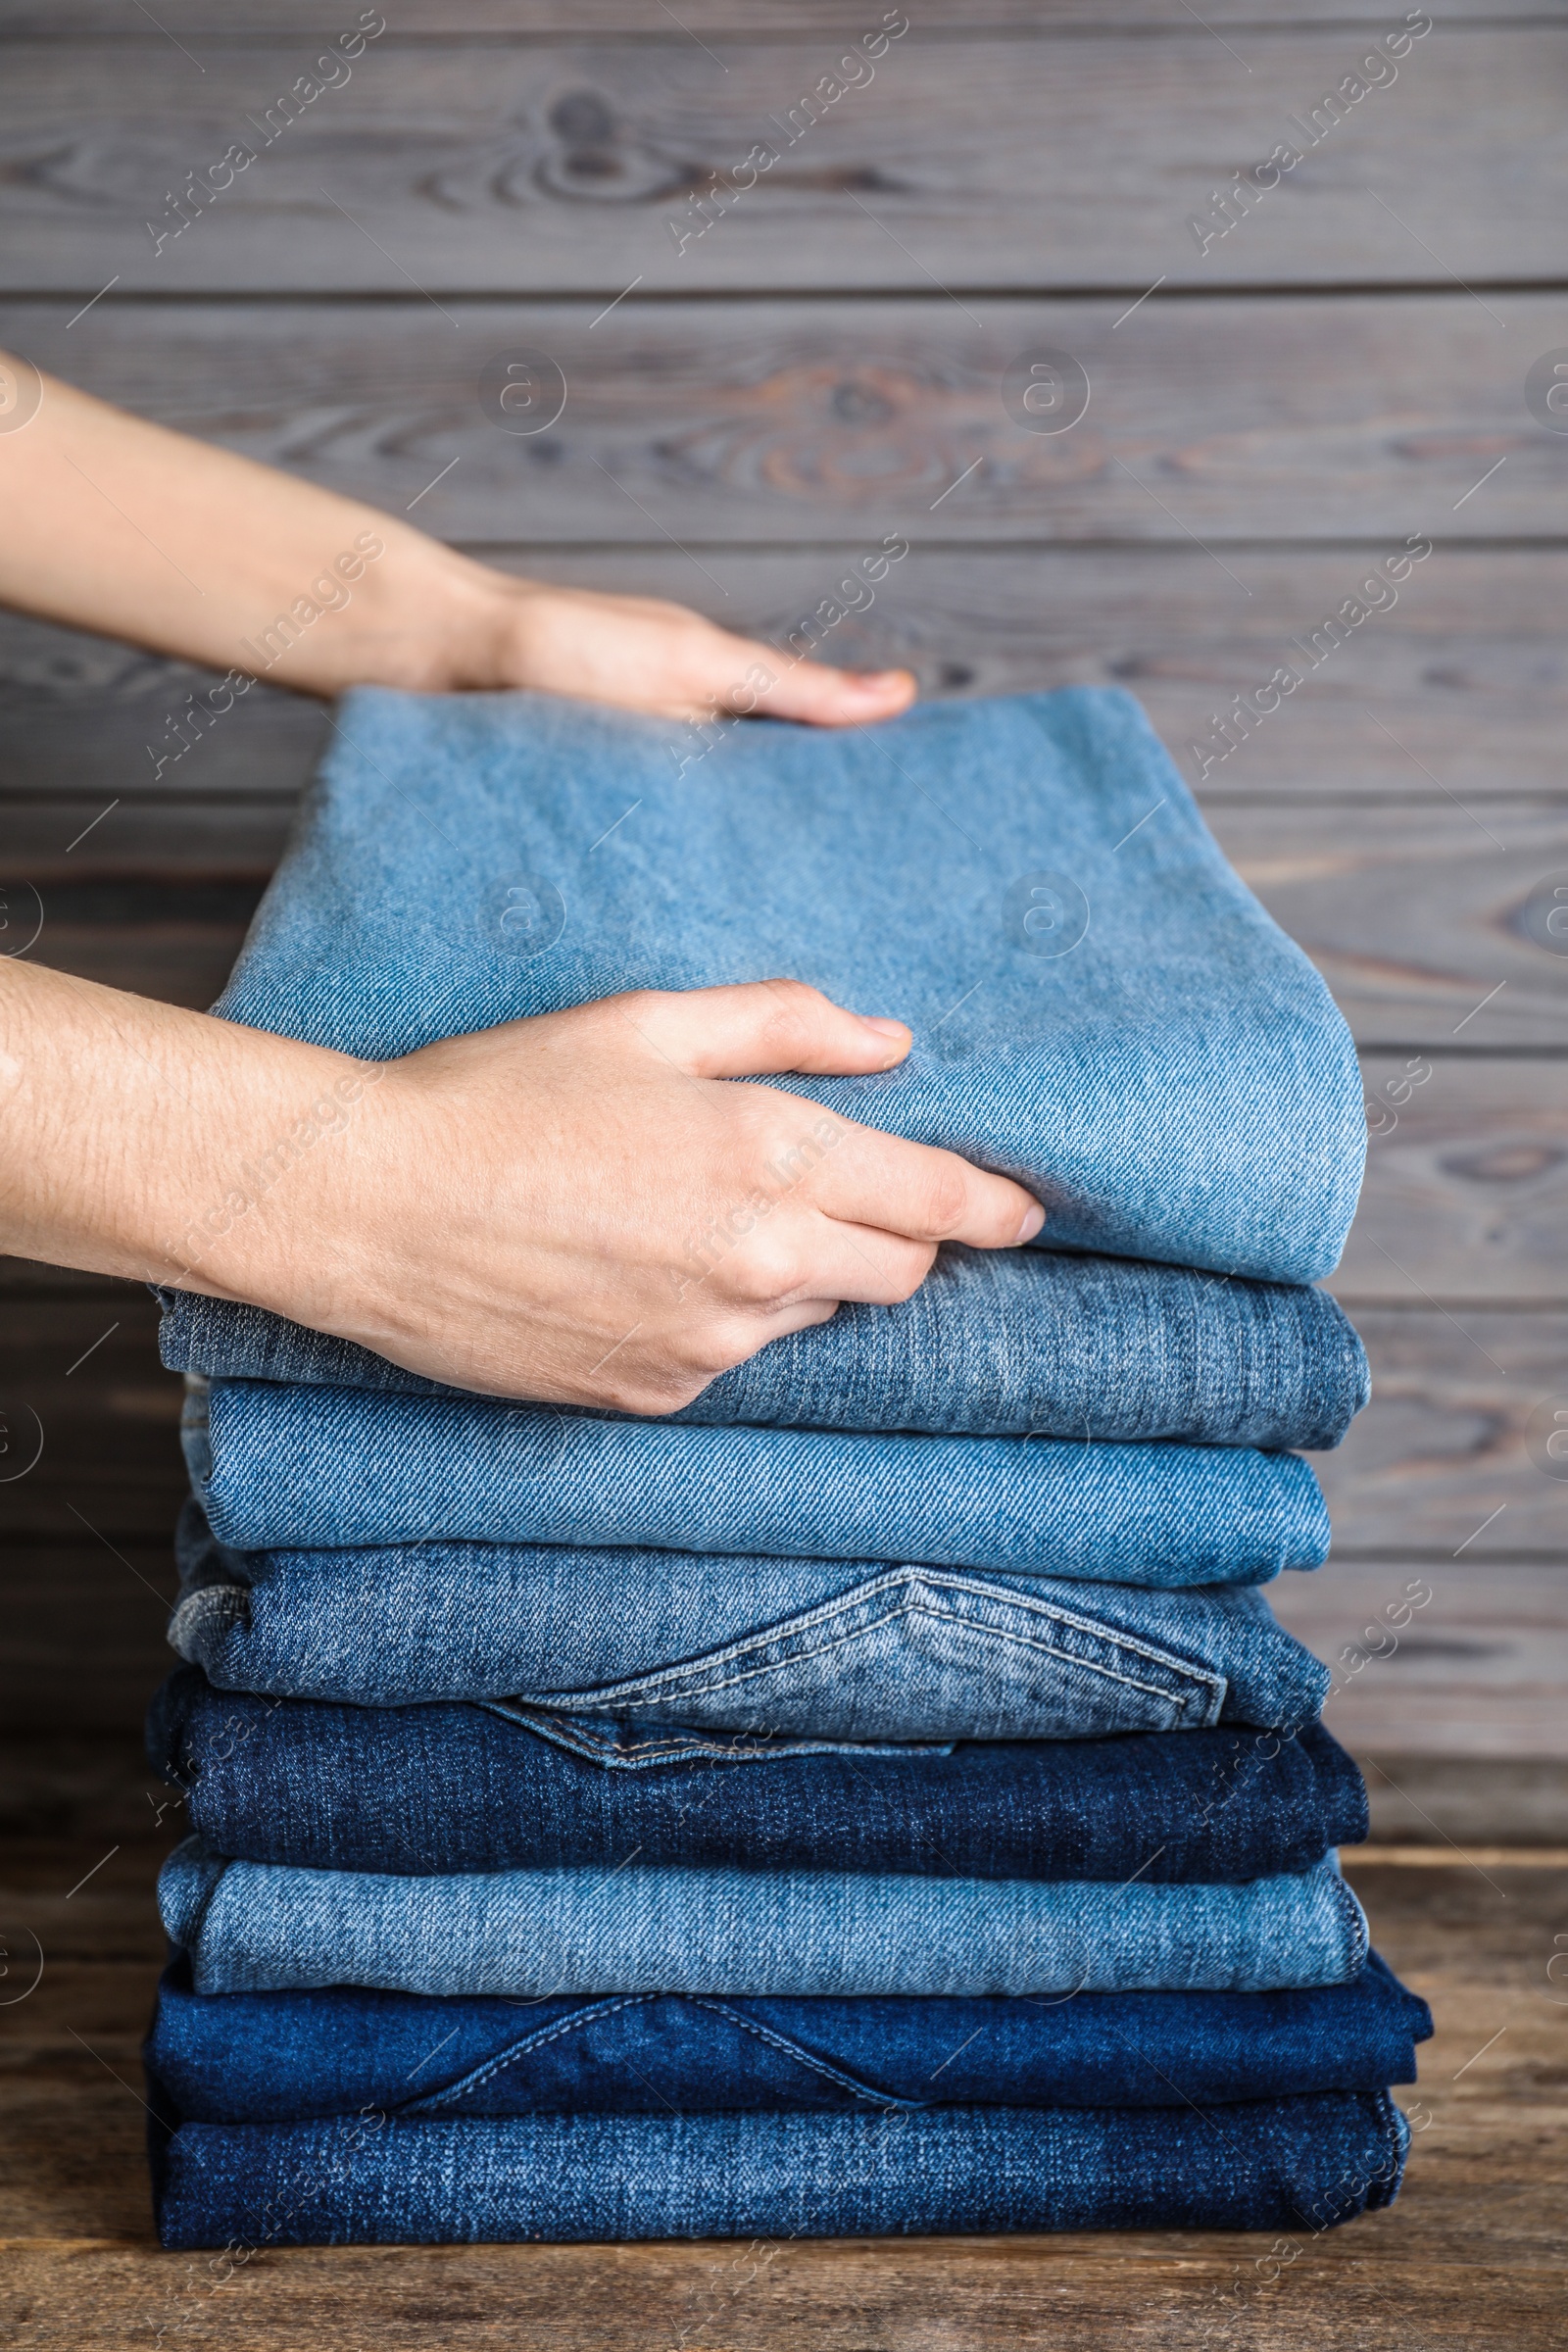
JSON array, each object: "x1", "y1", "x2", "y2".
[
  {"x1": 147, "y1": 1951, "x2": 1430, "y2": 2122},
  {"x1": 150, "y1": 1669, "x2": 1367, "y2": 1883},
  {"x1": 148, "y1": 2091, "x2": 1411, "y2": 2245}
]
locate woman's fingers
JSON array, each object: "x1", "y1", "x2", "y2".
[
  {"x1": 613, "y1": 978, "x2": 910, "y2": 1079},
  {"x1": 651, "y1": 606, "x2": 915, "y2": 727},
  {"x1": 738, "y1": 645, "x2": 916, "y2": 728},
  {"x1": 504, "y1": 587, "x2": 916, "y2": 729},
  {"x1": 604, "y1": 982, "x2": 1044, "y2": 1252},
  {"x1": 810, "y1": 1125, "x2": 1045, "y2": 1251}
]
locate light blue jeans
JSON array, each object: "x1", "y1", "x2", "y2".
[
  {"x1": 199, "y1": 684, "x2": 1363, "y2": 1286},
  {"x1": 184, "y1": 1377, "x2": 1329, "y2": 1581},
  {"x1": 161, "y1": 1839, "x2": 1367, "y2": 1998},
  {"x1": 170, "y1": 1501, "x2": 1332, "y2": 1740},
  {"x1": 157, "y1": 1243, "x2": 1370, "y2": 1449}
]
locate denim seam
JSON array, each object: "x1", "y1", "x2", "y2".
[
  {"x1": 1332, "y1": 1869, "x2": 1370, "y2": 1975},
  {"x1": 545, "y1": 1568, "x2": 1226, "y2": 1704},
  {"x1": 412, "y1": 1995, "x2": 928, "y2": 2116},
  {"x1": 405, "y1": 1995, "x2": 658, "y2": 2110},
  {"x1": 681, "y1": 1997, "x2": 928, "y2": 2110},
  {"x1": 573, "y1": 1600, "x2": 1219, "y2": 1718},
  {"x1": 486, "y1": 1709, "x2": 821, "y2": 1766}
]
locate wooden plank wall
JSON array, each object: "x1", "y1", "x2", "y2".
[
  {"x1": 1, "y1": 4, "x2": 1565, "y2": 1818},
  {"x1": 1, "y1": 9, "x2": 1567, "y2": 2342}
]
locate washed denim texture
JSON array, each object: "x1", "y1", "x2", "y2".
[
  {"x1": 197, "y1": 685, "x2": 1364, "y2": 1284},
  {"x1": 147, "y1": 1951, "x2": 1429, "y2": 2123},
  {"x1": 155, "y1": 1246, "x2": 1370, "y2": 1449},
  {"x1": 160, "y1": 1840, "x2": 1367, "y2": 1998},
  {"x1": 170, "y1": 1501, "x2": 1332, "y2": 1739},
  {"x1": 151, "y1": 1668, "x2": 1366, "y2": 1884},
  {"x1": 148, "y1": 2092, "x2": 1410, "y2": 2246},
  {"x1": 185, "y1": 1378, "x2": 1328, "y2": 1583}
]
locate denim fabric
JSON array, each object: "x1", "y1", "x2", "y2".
[
  {"x1": 185, "y1": 1378, "x2": 1328, "y2": 1583},
  {"x1": 199, "y1": 684, "x2": 1364, "y2": 1284},
  {"x1": 160, "y1": 1840, "x2": 1367, "y2": 1997},
  {"x1": 170, "y1": 1501, "x2": 1332, "y2": 1739},
  {"x1": 151, "y1": 1667, "x2": 1367, "y2": 1884},
  {"x1": 155, "y1": 1246, "x2": 1370, "y2": 1449},
  {"x1": 145, "y1": 1950, "x2": 1430, "y2": 2122},
  {"x1": 149, "y1": 2091, "x2": 1410, "y2": 2246}
]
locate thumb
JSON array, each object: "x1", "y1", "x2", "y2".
[{"x1": 616, "y1": 978, "x2": 912, "y2": 1080}]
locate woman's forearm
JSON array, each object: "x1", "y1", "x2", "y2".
[
  {"x1": 0, "y1": 955, "x2": 382, "y2": 1292},
  {"x1": 0, "y1": 362, "x2": 514, "y2": 696},
  {"x1": 0, "y1": 355, "x2": 916, "y2": 724}
]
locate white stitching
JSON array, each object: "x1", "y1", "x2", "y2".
[{"x1": 564, "y1": 1591, "x2": 1221, "y2": 1719}]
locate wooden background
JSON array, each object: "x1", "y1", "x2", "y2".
[{"x1": 1, "y1": 3, "x2": 1565, "y2": 2344}]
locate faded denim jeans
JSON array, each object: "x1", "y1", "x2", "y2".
[
  {"x1": 170, "y1": 1500, "x2": 1332, "y2": 1740},
  {"x1": 160, "y1": 1840, "x2": 1368, "y2": 1998},
  {"x1": 183, "y1": 1377, "x2": 1329, "y2": 1582},
  {"x1": 157, "y1": 1243, "x2": 1369, "y2": 1448},
  {"x1": 186, "y1": 684, "x2": 1362, "y2": 1295}
]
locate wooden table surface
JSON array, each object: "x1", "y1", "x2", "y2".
[{"x1": 1, "y1": 1, "x2": 1565, "y2": 2340}]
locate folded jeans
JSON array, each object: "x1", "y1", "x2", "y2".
[
  {"x1": 160, "y1": 1841, "x2": 1368, "y2": 1998},
  {"x1": 156, "y1": 1243, "x2": 1369, "y2": 1448},
  {"x1": 150, "y1": 1668, "x2": 1367, "y2": 1883},
  {"x1": 187, "y1": 684, "x2": 1363, "y2": 1288},
  {"x1": 149, "y1": 2092, "x2": 1411, "y2": 2246},
  {"x1": 185, "y1": 1377, "x2": 1329, "y2": 1582},
  {"x1": 170, "y1": 1502, "x2": 1332, "y2": 1740},
  {"x1": 146, "y1": 1951, "x2": 1431, "y2": 2122}
]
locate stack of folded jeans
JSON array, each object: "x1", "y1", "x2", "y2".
[{"x1": 144, "y1": 685, "x2": 1427, "y2": 2246}]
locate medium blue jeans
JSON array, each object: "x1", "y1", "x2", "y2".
[
  {"x1": 149, "y1": 2092, "x2": 1410, "y2": 2245},
  {"x1": 151, "y1": 1668, "x2": 1366, "y2": 1883},
  {"x1": 185, "y1": 1377, "x2": 1328, "y2": 1581},
  {"x1": 156, "y1": 1244, "x2": 1369, "y2": 1449},
  {"x1": 147, "y1": 1951, "x2": 1430, "y2": 2123},
  {"x1": 161, "y1": 1840, "x2": 1368, "y2": 1998},
  {"x1": 170, "y1": 1502, "x2": 1332, "y2": 1740},
  {"x1": 193, "y1": 684, "x2": 1363, "y2": 1285}
]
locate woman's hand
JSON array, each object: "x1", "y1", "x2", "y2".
[
  {"x1": 476, "y1": 578, "x2": 915, "y2": 728},
  {"x1": 0, "y1": 965, "x2": 1042, "y2": 1410}
]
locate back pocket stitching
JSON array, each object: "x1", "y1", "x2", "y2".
[
  {"x1": 549, "y1": 1565, "x2": 1220, "y2": 1691},
  {"x1": 548, "y1": 1581, "x2": 1222, "y2": 1717},
  {"x1": 607, "y1": 1604, "x2": 1215, "y2": 1714}
]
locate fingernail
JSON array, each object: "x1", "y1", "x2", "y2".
[
  {"x1": 858, "y1": 1015, "x2": 908, "y2": 1040},
  {"x1": 1015, "y1": 1202, "x2": 1046, "y2": 1243}
]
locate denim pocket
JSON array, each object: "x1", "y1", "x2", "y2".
[
  {"x1": 404, "y1": 1994, "x2": 916, "y2": 2117},
  {"x1": 510, "y1": 1568, "x2": 1227, "y2": 1742},
  {"x1": 481, "y1": 1705, "x2": 958, "y2": 1767}
]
